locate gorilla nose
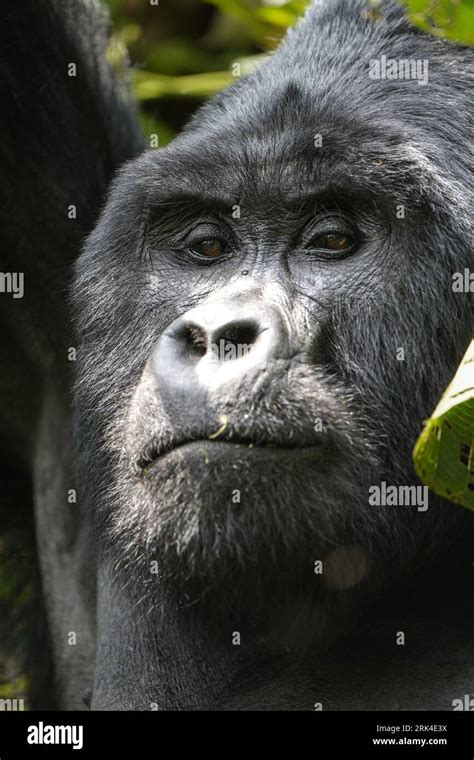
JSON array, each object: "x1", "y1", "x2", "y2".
[
  {"x1": 150, "y1": 299, "x2": 290, "y2": 397},
  {"x1": 174, "y1": 315, "x2": 274, "y2": 364}
]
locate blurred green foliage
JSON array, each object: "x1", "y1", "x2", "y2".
[
  {"x1": 103, "y1": 0, "x2": 473, "y2": 146},
  {"x1": 0, "y1": 534, "x2": 34, "y2": 707},
  {"x1": 406, "y1": 0, "x2": 474, "y2": 44}
]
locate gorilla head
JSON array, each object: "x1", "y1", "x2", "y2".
[{"x1": 73, "y1": 0, "x2": 472, "y2": 626}]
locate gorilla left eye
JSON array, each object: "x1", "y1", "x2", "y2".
[
  {"x1": 309, "y1": 233, "x2": 354, "y2": 253},
  {"x1": 189, "y1": 239, "x2": 227, "y2": 259}
]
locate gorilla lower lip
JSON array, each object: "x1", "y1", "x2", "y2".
[{"x1": 138, "y1": 438, "x2": 321, "y2": 471}]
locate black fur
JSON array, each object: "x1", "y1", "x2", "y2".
[{"x1": 0, "y1": 0, "x2": 143, "y2": 708}]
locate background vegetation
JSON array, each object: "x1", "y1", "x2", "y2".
[{"x1": 103, "y1": 0, "x2": 474, "y2": 147}]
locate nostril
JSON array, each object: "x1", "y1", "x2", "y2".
[
  {"x1": 214, "y1": 320, "x2": 260, "y2": 361},
  {"x1": 174, "y1": 318, "x2": 263, "y2": 364},
  {"x1": 181, "y1": 323, "x2": 208, "y2": 359}
]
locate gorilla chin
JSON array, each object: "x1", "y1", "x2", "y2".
[{"x1": 102, "y1": 356, "x2": 384, "y2": 611}]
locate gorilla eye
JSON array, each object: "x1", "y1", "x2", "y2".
[
  {"x1": 189, "y1": 238, "x2": 227, "y2": 259},
  {"x1": 310, "y1": 232, "x2": 354, "y2": 253}
]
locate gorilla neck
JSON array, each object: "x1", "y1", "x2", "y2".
[
  {"x1": 91, "y1": 562, "x2": 346, "y2": 709},
  {"x1": 91, "y1": 557, "x2": 474, "y2": 710}
]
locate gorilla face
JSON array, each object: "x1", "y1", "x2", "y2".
[{"x1": 73, "y1": 2, "x2": 471, "y2": 615}]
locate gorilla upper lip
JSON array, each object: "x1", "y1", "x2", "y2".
[{"x1": 137, "y1": 431, "x2": 322, "y2": 471}]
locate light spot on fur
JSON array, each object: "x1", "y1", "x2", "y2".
[{"x1": 323, "y1": 546, "x2": 369, "y2": 589}]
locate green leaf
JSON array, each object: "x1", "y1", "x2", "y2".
[
  {"x1": 134, "y1": 70, "x2": 235, "y2": 100},
  {"x1": 256, "y1": 7, "x2": 300, "y2": 28},
  {"x1": 404, "y1": 0, "x2": 474, "y2": 45},
  {"x1": 205, "y1": 0, "x2": 309, "y2": 41},
  {"x1": 413, "y1": 340, "x2": 474, "y2": 509}
]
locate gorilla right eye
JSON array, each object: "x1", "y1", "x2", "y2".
[
  {"x1": 189, "y1": 238, "x2": 227, "y2": 259},
  {"x1": 312, "y1": 233, "x2": 354, "y2": 252}
]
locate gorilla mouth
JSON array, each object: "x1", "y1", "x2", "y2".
[{"x1": 137, "y1": 433, "x2": 323, "y2": 471}]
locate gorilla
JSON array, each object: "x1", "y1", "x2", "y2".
[{"x1": 1, "y1": 0, "x2": 472, "y2": 710}]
